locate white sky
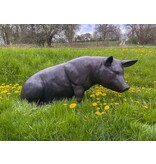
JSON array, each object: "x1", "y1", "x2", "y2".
[
  {"x1": 78, "y1": 24, "x2": 126, "y2": 35},
  {"x1": 78, "y1": 24, "x2": 96, "y2": 35}
]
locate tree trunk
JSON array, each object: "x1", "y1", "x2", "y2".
[
  {"x1": 4, "y1": 31, "x2": 10, "y2": 45},
  {"x1": 47, "y1": 35, "x2": 53, "y2": 47}
]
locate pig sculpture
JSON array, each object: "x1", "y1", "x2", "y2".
[{"x1": 21, "y1": 56, "x2": 137, "y2": 104}]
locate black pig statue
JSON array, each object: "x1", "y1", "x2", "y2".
[{"x1": 21, "y1": 56, "x2": 137, "y2": 104}]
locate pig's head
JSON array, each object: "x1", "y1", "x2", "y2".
[{"x1": 98, "y1": 56, "x2": 138, "y2": 93}]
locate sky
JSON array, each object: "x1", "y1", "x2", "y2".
[
  {"x1": 78, "y1": 24, "x2": 96, "y2": 35},
  {"x1": 78, "y1": 24, "x2": 125, "y2": 35}
]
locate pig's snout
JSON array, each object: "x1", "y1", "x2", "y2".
[
  {"x1": 106, "y1": 83, "x2": 130, "y2": 93},
  {"x1": 120, "y1": 85, "x2": 130, "y2": 92},
  {"x1": 122, "y1": 86, "x2": 130, "y2": 92}
]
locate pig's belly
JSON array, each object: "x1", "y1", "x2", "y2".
[{"x1": 43, "y1": 85, "x2": 74, "y2": 101}]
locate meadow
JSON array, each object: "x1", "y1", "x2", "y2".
[{"x1": 0, "y1": 47, "x2": 156, "y2": 141}]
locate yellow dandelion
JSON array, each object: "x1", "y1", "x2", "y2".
[
  {"x1": 90, "y1": 94, "x2": 95, "y2": 98},
  {"x1": 95, "y1": 111, "x2": 105, "y2": 116},
  {"x1": 96, "y1": 107, "x2": 100, "y2": 110},
  {"x1": 95, "y1": 91, "x2": 102, "y2": 96},
  {"x1": 1, "y1": 90, "x2": 7, "y2": 94},
  {"x1": 69, "y1": 103, "x2": 77, "y2": 109},
  {"x1": 101, "y1": 112, "x2": 105, "y2": 115},
  {"x1": 7, "y1": 93, "x2": 11, "y2": 95},
  {"x1": 92, "y1": 102, "x2": 98, "y2": 107},
  {"x1": 96, "y1": 98, "x2": 100, "y2": 101},
  {"x1": 104, "y1": 105, "x2": 110, "y2": 110},
  {"x1": 14, "y1": 83, "x2": 19, "y2": 86},
  {"x1": 5, "y1": 85, "x2": 10, "y2": 88},
  {"x1": 18, "y1": 86, "x2": 22, "y2": 90},
  {"x1": 95, "y1": 111, "x2": 101, "y2": 115},
  {"x1": 144, "y1": 106, "x2": 148, "y2": 109},
  {"x1": 102, "y1": 93, "x2": 106, "y2": 96},
  {"x1": 14, "y1": 90, "x2": 20, "y2": 94}
]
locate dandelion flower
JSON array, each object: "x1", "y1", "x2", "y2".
[
  {"x1": 144, "y1": 106, "x2": 148, "y2": 109},
  {"x1": 95, "y1": 92, "x2": 102, "y2": 96},
  {"x1": 92, "y1": 102, "x2": 98, "y2": 107},
  {"x1": 14, "y1": 83, "x2": 19, "y2": 86},
  {"x1": 14, "y1": 90, "x2": 20, "y2": 94},
  {"x1": 5, "y1": 85, "x2": 10, "y2": 88},
  {"x1": 102, "y1": 93, "x2": 106, "y2": 97},
  {"x1": 90, "y1": 94, "x2": 95, "y2": 98},
  {"x1": 96, "y1": 98, "x2": 100, "y2": 101},
  {"x1": 104, "y1": 105, "x2": 110, "y2": 110},
  {"x1": 18, "y1": 86, "x2": 22, "y2": 90},
  {"x1": 96, "y1": 107, "x2": 100, "y2": 110},
  {"x1": 95, "y1": 111, "x2": 101, "y2": 115},
  {"x1": 69, "y1": 103, "x2": 77, "y2": 109},
  {"x1": 1, "y1": 90, "x2": 7, "y2": 94},
  {"x1": 95, "y1": 111, "x2": 105, "y2": 116}
]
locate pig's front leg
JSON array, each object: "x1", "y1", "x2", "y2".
[{"x1": 72, "y1": 85, "x2": 84, "y2": 103}]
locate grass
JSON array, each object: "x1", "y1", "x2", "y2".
[{"x1": 0, "y1": 47, "x2": 156, "y2": 140}]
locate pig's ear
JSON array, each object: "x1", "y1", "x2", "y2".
[
  {"x1": 105, "y1": 56, "x2": 113, "y2": 66},
  {"x1": 122, "y1": 60, "x2": 138, "y2": 67}
]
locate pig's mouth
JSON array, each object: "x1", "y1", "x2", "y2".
[
  {"x1": 105, "y1": 84, "x2": 130, "y2": 93},
  {"x1": 119, "y1": 86, "x2": 130, "y2": 93}
]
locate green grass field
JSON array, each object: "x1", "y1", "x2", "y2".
[{"x1": 0, "y1": 47, "x2": 156, "y2": 141}]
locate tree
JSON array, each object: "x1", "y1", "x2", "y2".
[
  {"x1": 0, "y1": 24, "x2": 12, "y2": 45},
  {"x1": 0, "y1": 24, "x2": 81, "y2": 46},
  {"x1": 63, "y1": 24, "x2": 80, "y2": 43},
  {"x1": 0, "y1": 24, "x2": 39, "y2": 45},
  {"x1": 35, "y1": 25, "x2": 64, "y2": 47},
  {"x1": 93, "y1": 24, "x2": 121, "y2": 41},
  {"x1": 75, "y1": 33, "x2": 92, "y2": 42},
  {"x1": 0, "y1": 24, "x2": 65, "y2": 46},
  {"x1": 125, "y1": 24, "x2": 156, "y2": 44}
]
